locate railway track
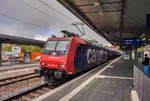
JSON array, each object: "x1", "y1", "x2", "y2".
[
  {"x1": 0, "y1": 60, "x2": 114, "y2": 101},
  {"x1": 0, "y1": 74, "x2": 70, "y2": 101},
  {"x1": 9, "y1": 84, "x2": 52, "y2": 101},
  {"x1": 0, "y1": 73, "x2": 45, "y2": 101},
  {"x1": 0, "y1": 73, "x2": 40, "y2": 86},
  {"x1": 8, "y1": 61, "x2": 112, "y2": 101},
  {"x1": 0, "y1": 65, "x2": 40, "y2": 81}
]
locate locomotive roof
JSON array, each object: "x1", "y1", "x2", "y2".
[
  {"x1": 47, "y1": 37, "x2": 118, "y2": 52},
  {"x1": 47, "y1": 37, "x2": 86, "y2": 44},
  {"x1": 48, "y1": 37, "x2": 75, "y2": 40}
]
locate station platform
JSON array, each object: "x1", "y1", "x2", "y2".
[
  {"x1": 0, "y1": 63, "x2": 39, "y2": 71},
  {"x1": 0, "y1": 63, "x2": 40, "y2": 80},
  {"x1": 33, "y1": 56, "x2": 135, "y2": 101}
]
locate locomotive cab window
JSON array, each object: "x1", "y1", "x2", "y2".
[
  {"x1": 45, "y1": 40, "x2": 57, "y2": 51},
  {"x1": 56, "y1": 40, "x2": 70, "y2": 51},
  {"x1": 44, "y1": 40, "x2": 70, "y2": 56}
]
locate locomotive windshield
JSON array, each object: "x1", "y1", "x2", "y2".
[
  {"x1": 56, "y1": 40, "x2": 70, "y2": 51},
  {"x1": 45, "y1": 40, "x2": 57, "y2": 51},
  {"x1": 44, "y1": 40, "x2": 70, "y2": 51}
]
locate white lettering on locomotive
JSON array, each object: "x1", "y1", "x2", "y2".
[{"x1": 87, "y1": 48, "x2": 97, "y2": 64}]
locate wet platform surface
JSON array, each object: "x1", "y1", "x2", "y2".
[{"x1": 33, "y1": 56, "x2": 135, "y2": 101}]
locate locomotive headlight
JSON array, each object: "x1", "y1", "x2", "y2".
[
  {"x1": 58, "y1": 64, "x2": 62, "y2": 67},
  {"x1": 52, "y1": 52, "x2": 56, "y2": 55},
  {"x1": 41, "y1": 62, "x2": 46, "y2": 66},
  {"x1": 62, "y1": 65, "x2": 65, "y2": 68},
  {"x1": 58, "y1": 64, "x2": 64, "y2": 68}
]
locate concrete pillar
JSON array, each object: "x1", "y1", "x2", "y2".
[{"x1": 0, "y1": 42, "x2": 2, "y2": 66}]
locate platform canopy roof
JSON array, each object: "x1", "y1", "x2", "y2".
[
  {"x1": 0, "y1": 33, "x2": 45, "y2": 47},
  {"x1": 57, "y1": 0, "x2": 150, "y2": 46}
]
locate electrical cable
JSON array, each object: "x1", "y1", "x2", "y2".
[
  {"x1": 0, "y1": 12, "x2": 52, "y2": 32},
  {"x1": 38, "y1": 0, "x2": 75, "y2": 21},
  {"x1": 19, "y1": 0, "x2": 75, "y2": 22},
  {"x1": 19, "y1": 0, "x2": 53, "y2": 19},
  {"x1": 19, "y1": 0, "x2": 83, "y2": 34}
]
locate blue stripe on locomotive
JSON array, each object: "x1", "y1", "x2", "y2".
[{"x1": 74, "y1": 44, "x2": 108, "y2": 73}]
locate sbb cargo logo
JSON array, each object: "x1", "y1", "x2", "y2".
[
  {"x1": 87, "y1": 48, "x2": 102, "y2": 64},
  {"x1": 87, "y1": 49, "x2": 96, "y2": 64}
]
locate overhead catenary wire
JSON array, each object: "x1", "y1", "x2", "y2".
[
  {"x1": 19, "y1": 0, "x2": 75, "y2": 22},
  {"x1": 19, "y1": 0, "x2": 53, "y2": 19},
  {"x1": 81, "y1": 24, "x2": 86, "y2": 35},
  {"x1": 0, "y1": 0, "x2": 80, "y2": 32},
  {"x1": 0, "y1": 0, "x2": 109, "y2": 42},
  {"x1": 71, "y1": 22, "x2": 86, "y2": 36},
  {"x1": 0, "y1": 12, "x2": 52, "y2": 32},
  {"x1": 19, "y1": 0, "x2": 84, "y2": 34},
  {"x1": 0, "y1": 0, "x2": 89, "y2": 39},
  {"x1": 19, "y1": 0, "x2": 108, "y2": 38},
  {"x1": 38, "y1": 0, "x2": 75, "y2": 21}
]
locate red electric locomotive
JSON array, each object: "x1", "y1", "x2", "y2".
[{"x1": 35, "y1": 36, "x2": 119, "y2": 84}]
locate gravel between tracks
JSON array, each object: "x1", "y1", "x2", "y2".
[
  {"x1": 0, "y1": 73, "x2": 40, "y2": 86},
  {"x1": 0, "y1": 67, "x2": 39, "y2": 81},
  {"x1": 0, "y1": 77, "x2": 45, "y2": 100}
]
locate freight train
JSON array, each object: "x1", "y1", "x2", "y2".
[{"x1": 35, "y1": 37, "x2": 120, "y2": 84}]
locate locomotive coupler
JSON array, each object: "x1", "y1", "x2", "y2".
[{"x1": 54, "y1": 70, "x2": 65, "y2": 79}]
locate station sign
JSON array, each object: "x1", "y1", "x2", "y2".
[
  {"x1": 12, "y1": 46, "x2": 21, "y2": 53},
  {"x1": 123, "y1": 39, "x2": 141, "y2": 45}
]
